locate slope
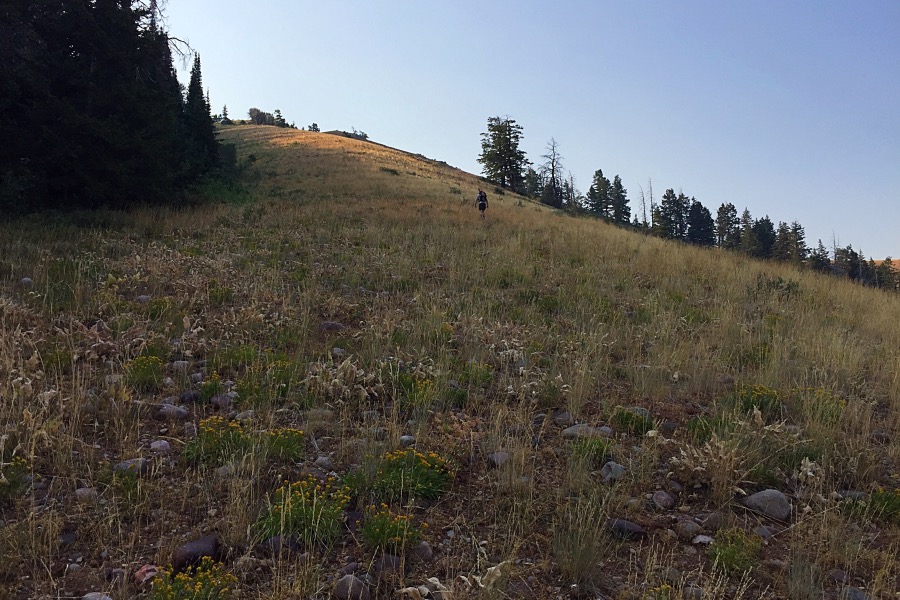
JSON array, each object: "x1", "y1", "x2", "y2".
[{"x1": 0, "y1": 124, "x2": 897, "y2": 599}]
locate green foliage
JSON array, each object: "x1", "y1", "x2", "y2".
[
  {"x1": 478, "y1": 116, "x2": 528, "y2": 193},
  {"x1": 209, "y1": 344, "x2": 259, "y2": 372},
  {"x1": 184, "y1": 416, "x2": 253, "y2": 466},
  {"x1": 708, "y1": 528, "x2": 761, "y2": 574},
  {"x1": 370, "y1": 449, "x2": 453, "y2": 501},
  {"x1": 125, "y1": 355, "x2": 165, "y2": 393},
  {"x1": 263, "y1": 428, "x2": 305, "y2": 462},
  {"x1": 256, "y1": 476, "x2": 350, "y2": 547},
  {"x1": 360, "y1": 503, "x2": 424, "y2": 554},
  {"x1": 459, "y1": 361, "x2": 492, "y2": 387},
  {"x1": 0, "y1": 456, "x2": 29, "y2": 506},
  {"x1": 686, "y1": 414, "x2": 736, "y2": 444},
  {"x1": 610, "y1": 406, "x2": 654, "y2": 436},
  {"x1": 571, "y1": 438, "x2": 612, "y2": 468},
  {"x1": 727, "y1": 384, "x2": 783, "y2": 421},
  {"x1": 150, "y1": 557, "x2": 237, "y2": 599},
  {"x1": 845, "y1": 488, "x2": 900, "y2": 526},
  {"x1": 199, "y1": 371, "x2": 224, "y2": 402}
]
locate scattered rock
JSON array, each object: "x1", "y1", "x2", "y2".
[
  {"x1": 319, "y1": 321, "x2": 346, "y2": 334},
  {"x1": 659, "y1": 421, "x2": 678, "y2": 436},
  {"x1": 743, "y1": 489, "x2": 791, "y2": 521},
  {"x1": 338, "y1": 562, "x2": 360, "y2": 576},
  {"x1": 838, "y1": 490, "x2": 867, "y2": 501},
  {"x1": 841, "y1": 587, "x2": 871, "y2": 600},
  {"x1": 259, "y1": 535, "x2": 303, "y2": 559},
  {"x1": 135, "y1": 295, "x2": 151, "y2": 304},
  {"x1": 675, "y1": 520, "x2": 702, "y2": 541},
  {"x1": 487, "y1": 451, "x2": 510, "y2": 469},
  {"x1": 666, "y1": 480, "x2": 684, "y2": 494},
  {"x1": 106, "y1": 568, "x2": 126, "y2": 583},
  {"x1": 332, "y1": 347, "x2": 347, "y2": 360},
  {"x1": 150, "y1": 440, "x2": 171, "y2": 454},
  {"x1": 235, "y1": 556, "x2": 270, "y2": 573},
  {"x1": 753, "y1": 525, "x2": 774, "y2": 539},
  {"x1": 173, "y1": 533, "x2": 222, "y2": 573},
  {"x1": 113, "y1": 457, "x2": 148, "y2": 476},
  {"x1": 828, "y1": 569, "x2": 850, "y2": 584},
  {"x1": 562, "y1": 424, "x2": 611, "y2": 440},
  {"x1": 184, "y1": 421, "x2": 198, "y2": 439},
  {"x1": 334, "y1": 574, "x2": 370, "y2": 600},
  {"x1": 607, "y1": 518, "x2": 647, "y2": 540},
  {"x1": 157, "y1": 404, "x2": 189, "y2": 421},
  {"x1": 190, "y1": 372, "x2": 205, "y2": 384},
  {"x1": 59, "y1": 529, "x2": 77, "y2": 546},
  {"x1": 702, "y1": 512, "x2": 729, "y2": 531},
  {"x1": 172, "y1": 360, "x2": 191, "y2": 372},
  {"x1": 209, "y1": 394, "x2": 233, "y2": 410},
  {"x1": 235, "y1": 410, "x2": 255, "y2": 422},
  {"x1": 75, "y1": 487, "x2": 98, "y2": 505},
  {"x1": 626, "y1": 406, "x2": 652, "y2": 421},
  {"x1": 552, "y1": 410, "x2": 575, "y2": 427},
  {"x1": 215, "y1": 464, "x2": 235, "y2": 478},
  {"x1": 692, "y1": 535, "x2": 714, "y2": 545},
  {"x1": 600, "y1": 461, "x2": 626, "y2": 483},
  {"x1": 179, "y1": 390, "x2": 201, "y2": 403},
  {"x1": 82, "y1": 594, "x2": 113, "y2": 600},
  {"x1": 66, "y1": 562, "x2": 82, "y2": 574},
  {"x1": 19, "y1": 277, "x2": 34, "y2": 288},
  {"x1": 683, "y1": 584, "x2": 704, "y2": 599},
  {"x1": 399, "y1": 435, "x2": 416, "y2": 447},
  {"x1": 373, "y1": 553, "x2": 403, "y2": 577},
  {"x1": 315, "y1": 456, "x2": 335, "y2": 471},
  {"x1": 652, "y1": 490, "x2": 675, "y2": 510},
  {"x1": 410, "y1": 540, "x2": 434, "y2": 563}
]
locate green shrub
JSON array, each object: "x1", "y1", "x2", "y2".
[
  {"x1": 150, "y1": 556, "x2": 237, "y2": 599},
  {"x1": 372, "y1": 449, "x2": 453, "y2": 501},
  {"x1": 256, "y1": 476, "x2": 350, "y2": 547},
  {"x1": 0, "y1": 456, "x2": 29, "y2": 505},
  {"x1": 709, "y1": 527, "x2": 761, "y2": 573},
  {"x1": 184, "y1": 416, "x2": 253, "y2": 466},
  {"x1": 360, "y1": 503, "x2": 424, "y2": 554},
  {"x1": 263, "y1": 428, "x2": 305, "y2": 462},
  {"x1": 199, "y1": 371, "x2": 224, "y2": 401},
  {"x1": 728, "y1": 384, "x2": 783, "y2": 421},
  {"x1": 125, "y1": 355, "x2": 165, "y2": 393},
  {"x1": 571, "y1": 438, "x2": 612, "y2": 467},
  {"x1": 610, "y1": 406, "x2": 654, "y2": 436}
]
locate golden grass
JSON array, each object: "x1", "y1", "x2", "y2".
[{"x1": 0, "y1": 124, "x2": 897, "y2": 598}]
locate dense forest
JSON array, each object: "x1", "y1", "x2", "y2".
[
  {"x1": 478, "y1": 116, "x2": 898, "y2": 291},
  {"x1": 0, "y1": 0, "x2": 221, "y2": 214}
]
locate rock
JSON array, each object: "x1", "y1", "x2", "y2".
[
  {"x1": 215, "y1": 464, "x2": 235, "y2": 478},
  {"x1": 562, "y1": 424, "x2": 611, "y2": 440},
  {"x1": 753, "y1": 525, "x2": 774, "y2": 539},
  {"x1": 607, "y1": 518, "x2": 647, "y2": 540},
  {"x1": 488, "y1": 451, "x2": 510, "y2": 469},
  {"x1": 315, "y1": 456, "x2": 335, "y2": 471},
  {"x1": 157, "y1": 404, "x2": 189, "y2": 421},
  {"x1": 332, "y1": 347, "x2": 346, "y2": 360},
  {"x1": 659, "y1": 421, "x2": 678, "y2": 436},
  {"x1": 399, "y1": 435, "x2": 416, "y2": 447},
  {"x1": 259, "y1": 535, "x2": 303, "y2": 558},
  {"x1": 162, "y1": 376, "x2": 175, "y2": 387},
  {"x1": 338, "y1": 562, "x2": 360, "y2": 576},
  {"x1": 667, "y1": 480, "x2": 684, "y2": 494},
  {"x1": 150, "y1": 440, "x2": 171, "y2": 454},
  {"x1": 179, "y1": 390, "x2": 201, "y2": 403},
  {"x1": 59, "y1": 529, "x2": 77, "y2": 546},
  {"x1": 828, "y1": 569, "x2": 850, "y2": 584},
  {"x1": 184, "y1": 421, "x2": 198, "y2": 439},
  {"x1": 190, "y1": 372, "x2": 204, "y2": 384},
  {"x1": 675, "y1": 520, "x2": 702, "y2": 541},
  {"x1": 411, "y1": 540, "x2": 434, "y2": 563},
  {"x1": 870, "y1": 431, "x2": 890, "y2": 445},
  {"x1": 75, "y1": 487, "x2": 98, "y2": 504},
  {"x1": 106, "y1": 568, "x2": 126, "y2": 583},
  {"x1": 334, "y1": 574, "x2": 370, "y2": 600},
  {"x1": 319, "y1": 321, "x2": 346, "y2": 334},
  {"x1": 172, "y1": 360, "x2": 191, "y2": 372},
  {"x1": 600, "y1": 461, "x2": 626, "y2": 483},
  {"x1": 19, "y1": 277, "x2": 33, "y2": 288},
  {"x1": 234, "y1": 556, "x2": 270, "y2": 573},
  {"x1": 235, "y1": 410, "x2": 255, "y2": 422},
  {"x1": 82, "y1": 594, "x2": 113, "y2": 600},
  {"x1": 692, "y1": 535, "x2": 714, "y2": 544},
  {"x1": 743, "y1": 489, "x2": 792, "y2": 521},
  {"x1": 552, "y1": 410, "x2": 575, "y2": 427},
  {"x1": 133, "y1": 564, "x2": 158, "y2": 584},
  {"x1": 702, "y1": 512, "x2": 729, "y2": 531},
  {"x1": 373, "y1": 553, "x2": 403, "y2": 577},
  {"x1": 841, "y1": 588, "x2": 871, "y2": 600},
  {"x1": 626, "y1": 406, "x2": 652, "y2": 421},
  {"x1": 652, "y1": 490, "x2": 675, "y2": 509},
  {"x1": 135, "y1": 295, "x2": 151, "y2": 304},
  {"x1": 173, "y1": 533, "x2": 222, "y2": 573},
  {"x1": 113, "y1": 457, "x2": 148, "y2": 476},
  {"x1": 209, "y1": 394, "x2": 232, "y2": 410},
  {"x1": 684, "y1": 584, "x2": 704, "y2": 599},
  {"x1": 66, "y1": 562, "x2": 82, "y2": 573},
  {"x1": 838, "y1": 490, "x2": 867, "y2": 501}
]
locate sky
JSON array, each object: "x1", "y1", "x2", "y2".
[{"x1": 164, "y1": 1, "x2": 899, "y2": 259}]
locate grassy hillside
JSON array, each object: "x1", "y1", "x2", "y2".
[{"x1": 0, "y1": 125, "x2": 897, "y2": 599}]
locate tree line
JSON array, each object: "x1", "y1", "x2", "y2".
[
  {"x1": 0, "y1": 1, "x2": 223, "y2": 214},
  {"x1": 478, "y1": 116, "x2": 898, "y2": 292}
]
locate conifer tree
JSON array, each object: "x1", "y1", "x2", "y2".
[
  {"x1": 715, "y1": 203, "x2": 741, "y2": 248},
  {"x1": 183, "y1": 53, "x2": 218, "y2": 175},
  {"x1": 478, "y1": 116, "x2": 529, "y2": 193},
  {"x1": 585, "y1": 169, "x2": 611, "y2": 217},
  {"x1": 686, "y1": 199, "x2": 715, "y2": 246},
  {"x1": 609, "y1": 175, "x2": 631, "y2": 224}
]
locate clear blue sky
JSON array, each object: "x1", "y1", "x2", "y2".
[{"x1": 165, "y1": 1, "x2": 899, "y2": 259}]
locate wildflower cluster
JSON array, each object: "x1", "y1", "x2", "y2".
[
  {"x1": 397, "y1": 371, "x2": 434, "y2": 408},
  {"x1": 642, "y1": 583, "x2": 674, "y2": 600},
  {"x1": 729, "y1": 384, "x2": 783, "y2": 421},
  {"x1": 360, "y1": 503, "x2": 425, "y2": 553},
  {"x1": 149, "y1": 557, "x2": 237, "y2": 599},
  {"x1": 792, "y1": 386, "x2": 845, "y2": 426},
  {"x1": 0, "y1": 456, "x2": 29, "y2": 505},
  {"x1": 200, "y1": 370, "x2": 224, "y2": 401},
  {"x1": 264, "y1": 427, "x2": 305, "y2": 461},
  {"x1": 374, "y1": 449, "x2": 452, "y2": 500},
  {"x1": 125, "y1": 355, "x2": 164, "y2": 392},
  {"x1": 256, "y1": 476, "x2": 350, "y2": 547},
  {"x1": 184, "y1": 416, "x2": 253, "y2": 466}
]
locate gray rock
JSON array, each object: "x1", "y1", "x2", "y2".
[
  {"x1": 215, "y1": 464, "x2": 235, "y2": 478},
  {"x1": 562, "y1": 424, "x2": 611, "y2": 440},
  {"x1": 19, "y1": 277, "x2": 34, "y2": 288},
  {"x1": 838, "y1": 490, "x2": 867, "y2": 501},
  {"x1": 743, "y1": 489, "x2": 792, "y2": 521},
  {"x1": 338, "y1": 562, "x2": 359, "y2": 576},
  {"x1": 331, "y1": 347, "x2": 346, "y2": 360},
  {"x1": 600, "y1": 461, "x2": 626, "y2": 483},
  {"x1": 113, "y1": 457, "x2": 148, "y2": 476},
  {"x1": 675, "y1": 520, "x2": 702, "y2": 541},
  {"x1": 692, "y1": 534, "x2": 714, "y2": 544},
  {"x1": 319, "y1": 321, "x2": 346, "y2": 333},
  {"x1": 333, "y1": 574, "x2": 370, "y2": 600},
  {"x1": 150, "y1": 440, "x2": 170, "y2": 454},
  {"x1": 702, "y1": 512, "x2": 729, "y2": 531},
  {"x1": 75, "y1": 487, "x2": 98, "y2": 504},
  {"x1": 753, "y1": 525, "x2": 775, "y2": 539},
  {"x1": 653, "y1": 490, "x2": 675, "y2": 509},
  {"x1": 411, "y1": 540, "x2": 434, "y2": 563},
  {"x1": 552, "y1": 410, "x2": 575, "y2": 427},
  {"x1": 828, "y1": 569, "x2": 849, "y2": 583},
  {"x1": 314, "y1": 456, "x2": 334, "y2": 471},
  {"x1": 162, "y1": 376, "x2": 175, "y2": 387},
  {"x1": 157, "y1": 404, "x2": 189, "y2": 421},
  {"x1": 488, "y1": 451, "x2": 510, "y2": 469},
  {"x1": 235, "y1": 410, "x2": 255, "y2": 422},
  {"x1": 626, "y1": 406, "x2": 652, "y2": 421},
  {"x1": 172, "y1": 360, "x2": 191, "y2": 372},
  {"x1": 135, "y1": 295, "x2": 152, "y2": 304},
  {"x1": 259, "y1": 535, "x2": 303, "y2": 558},
  {"x1": 684, "y1": 585, "x2": 704, "y2": 599},
  {"x1": 841, "y1": 587, "x2": 871, "y2": 600},
  {"x1": 184, "y1": 421, "x2": 198, "y2": 439},
  {"x1": 399, "y1": 435, "x2": 416, "y2": 447},
  {"x1": 373, "y1": 553, "x2": 403, "y2": 577},
  {"x1": 106, "y1": 568, "x2": 126, "y2": 583},
  {"x1": 190, "y1": 372, "x2": 204, "y2": 384},
  {"x1": 179, "y1": 390, "x2": 201, "y2": 403},
  {"x1": 173, "y1": 533, "x2": 222, "y2": 573},
  {"x1": 209, "y1": 394, "x2": 232, "y2": 409},
  {"x1": 82, "y1": 594, "x2": 113, "y2": 600},
  {"x1": 607, "y1": 518, "x2": 647, "y2": 540}
]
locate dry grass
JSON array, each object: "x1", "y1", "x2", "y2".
[{"x1": 0, "y1": 124, "x2": 897, "y2": 598}]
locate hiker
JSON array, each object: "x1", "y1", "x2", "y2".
[{"x1": 475, "y1": 189, "x2": 488, "y2": 219}]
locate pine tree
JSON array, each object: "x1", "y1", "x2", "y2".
[
  {"x1": 478, "y1": 116, "x2": 529, "y2": 193},
  {"x1": 183, "y1": 53, "x2": 218, "y2": 176},
  {"x1": 609, "y1": 175, "x2": 631, "y2": 224},
  {"x1": 809, "y1": 240, "x2": 832, "y2": 273},
  {"x1": 686, "y1": 199, "x2": 715, "y2": 246},
  {"x1": 585, "y1": 169, "x2": 611, "y2": 216},
  {"x1": 715, "y1": 203, "x2": 740, "y2": 248}
]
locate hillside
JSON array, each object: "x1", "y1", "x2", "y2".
[{"x1": 0, "y1": 125, "x2": 898, "y2": 599}]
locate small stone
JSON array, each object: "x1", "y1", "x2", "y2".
[
  {"x1": 314, "y1": 456, "x2": 334, "y2": 471},
  {"x1": 333, "y1": 574, "x2": 370, "y2": 600},
  {"x1": 840, "y1": 587, "x2": 871, "y2": 600},
  {"x1": 338, "y1": 562, "x2": 359, "y2": 576},
  {"x1": 753, "y1": 525, "x2": 774, "y2": 539},
  {"x1": 179, "y1": 390, "x2": 201, "y2": 403},
  {"x1": 184, "y1": 421, "x2": 198, "y2": 439},
  {"x1": 600, "y1": 461, "x2": 626, "y2": 483},
  {"x1": 259, "y1": 535, "x2": 303, "y2": 558},
  {"x1": 66, "y1": 562, "x2": 82, "y2": 573},
  {"x1": 106, "y1": 568, "x2": 126, "y2": 582},
  {"x1": 828, "y1": 569, "x2": 849, "y2": 584},
  {"x1": 150, "y1": 440, "x2": 170, "y2": 454},
  {"x1": 666, "y1": 480, "x2": 684, "y2": 494},
  {"x1": 411, "y1": 540, "x2": 434, "y2": 563},
  {"x1": 172, "y1": 360, "x2": 191, "y2": 372},
  {"x1": 488, "y1": 451, "x2": 510, "y2": 469},
  {"x1": 607, "y1": 518, "x2": 647, "y2": 540},
  {"x1": 59, "y1": 530, "x2": 77, "y2": 546},
  {"x1": 562, "y1": 423, "x2": 611, "y2": 440},
  {"x1": 157, "y1": 404, "x2": 189, "y2": 421},
  {"x1": 209, "y1": 394, "x2": 232, "y2": 409},
  {"x1": 653, "y1": 490, "x2": 675, "y2": 510},
  {"x1": 173, "y1": 533, "x2": 222, "y2": 573},
  {"x1": 82, "y1": 594, "x2": 113, "y2": 600},
  {"x1": 135, "y1": 295, "x2": 151, "y2": 304},
  {"x1": 684, "y1": 585, "x2": 704, "y2": 599},
  {"x1": 190, "y1": 372, "x2": 204, "y2": 384},
  {"x1": 75, "y1": 487, "x2": 98, "y2": 504},
  {"x1": 692, "y1": 534, "x2": 714, "y2": 544},
  {"x1": 215, "y1": 464, "x2": 235, "y2": 478},
  {"x1": 626, "y1": 406, "x2": 652, "y2": 421},
  {"x1": 838, "y1": 490, "x2": 867, "y2": 501},
  {"x1": 332, "y1": 347, "x2": 346, "y2": 360},
  {"x1": 552, "y1": 410, "x2": 575, "y2": 427},
  {"x1": 19, "y1": 277, "x2": 34, "y2": 288},
  {"x1": 702, "y1": 512, "x2": 729, "y2": 531},
  {"x1": 235, "y1": 410, "x2": 255, "y2": 422},
  {"x1": 675, "y1": 520, "x2": 702, "y2": 541},
  {"x1": 113, "y1": 457, "x2": 148, "y2": 476},
  {"x1": 162, "y1": 377, "x2": 175, "y2": 387},
  {"x1": 743, "y1": 489, "x2": 792, "y2": 521},
  {"x1": 372, "y1": 553, "x2": 402, "y2": 577},
  {"x1": 399, "y1": 435, "x2": 416, "y2": 447},
  {"x1": 319, "y1": 321, "x2": 346, "y2": 334}
]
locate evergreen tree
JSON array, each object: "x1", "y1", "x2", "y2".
[
  {"x1": 220, "y1": 105, "x2": 233, "y2": 125},
  {"x1": 585, "y1": 169, "x2": 611, "y2": 216},
  {"x1": 653, "y1": 189, "x2": 690, "y2": 239},
  {"x1": 686, "y1": 199, "x2": 715, "y2": 246},
  {"x1": 478, "y1": 116, "x2": 529, "y2": 193},
  {"x1": 523, "y1": 167, "x2": 542, "y2": 198},
  {"x1": 609, "y1": 175, "x2": 631, "y2": 224},
  {"x1": 715, "y1": 203, "x2": 741, "y2": 248},
  {"x1": 751, "y1": 216, "x2": 776, "y2": 258},
  {"x1": 308, "y1": 122, "x2": 320, "y2": 132},
  {"x1": 809, "y1": 240, "x2": 832, "y2": 273},
  {"x1": 874, "y1": 258, "x2": 897, "y2": 290},
  {"x1": 182, "y1": 53, "x2": 218, "y2": 175},
  {"x1": 772, "y1": 221, "x2": 793, "y2": 262},
  {"x1": 738, "y1": 209, "x2": 758, "y2": 256}
]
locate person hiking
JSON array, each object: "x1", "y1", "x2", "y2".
[{"x1": 475, "y1": 189, "x2": 488, "y2": 219}]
